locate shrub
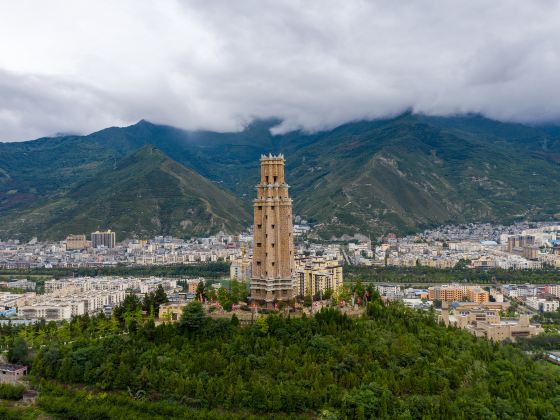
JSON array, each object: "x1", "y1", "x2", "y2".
[{"x1": 0, "y1": 383, "x2": 26, "y2": 400}]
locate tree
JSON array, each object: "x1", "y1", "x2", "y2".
[
  {"x1": 196, "y1": 281, "x2": 206, "y2": 301},
  {"x1": 353, "y1": 279, "x2": 365, "y2": 298},
  {"x1": 179, "y1": 301, "x2": 205, "y2": 333},
  {"x1": 154, "y1": 285, "x2": 168, "y2": 305},
  {"x1": 323, "y1": 288, "x2": 334, "y2": 300},
  {"x1": 8, "y1": 337, "x2": 29, "y2": 365},
  {"x1": 454, "y1": 259, "x2": 471, "y2": 270},
  {"x1": 255, "y1": 317, "x2": 269, "y2": 335},
  {"x1": 114, "y1": 294, "x2": 143, "y2": 324},
  {"x1": 143, "y1": 285, "x2": 169, "y2": 316}
]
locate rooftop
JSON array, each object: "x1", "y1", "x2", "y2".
[{"x1": 0, "y1": 363, "x2": 27, "y2": 372}]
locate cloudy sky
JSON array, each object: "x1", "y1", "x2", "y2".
[{"x1": 1, "y1": 1, "x2": 560, "y2": 141}]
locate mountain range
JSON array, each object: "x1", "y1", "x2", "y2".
[{"x1": 2, "y1": 113, "x2": 560, "y2": 240}]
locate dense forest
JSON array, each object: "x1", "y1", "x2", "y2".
[
  {"x1": 6, "y1": 262, "x2": 560, "y2": 286},
  {"x1": 1, "y1": 292, "x2": 560, "y2": 419},
  {"x1": 346, "y1": 265, "x2": 560, "y2": 285},
  {"x1": 0, "y1": 261, "x2": 229, "y2": 280}
]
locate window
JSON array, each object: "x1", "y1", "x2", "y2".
[
  {"x1": 256, "y1": 261, "x2": 261, "y2": 266},
  {"x1": 271, "y1": 206, "x2": 275, "y2": 210},
  {"x1": 271, "y1": 243, "x2": 275, "y2": 248},
  {"x1": 272, "y1": 262, "x2": 275, "y2": 266},
  {"x1": 257, "y1": 224, "x2": 262, "y2": 229},
  {"x1": 266, "y1": 176, "x2": 269, "y2": 183},
  {"x1": 271, "y1": 224, "x2": 275, "y2": 229},
  {"x1": 257, "y1": 243, "x2": 261, "y2": 247},
  {"x1": 258, "y1": 206, "x2": 262, "y2": 210},
  {"x1": 274, "y1": 176, "x2": 277, "y2": 183}
]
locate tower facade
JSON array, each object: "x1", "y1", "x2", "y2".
[{"x1": 250, "y1": 154, "x2": 295, "y2": 304}]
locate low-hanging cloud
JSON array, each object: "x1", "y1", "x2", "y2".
[{"x1": 1, "y1": 0, "x2": 560, "y2": 141}]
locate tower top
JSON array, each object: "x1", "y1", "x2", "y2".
[{"x1": 260, "y1": 153, "x2": 285, "y2": 162}]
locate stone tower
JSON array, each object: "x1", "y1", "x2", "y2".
[{"x1": 250, "y1": 154, "x2": 295, "y2": 304}]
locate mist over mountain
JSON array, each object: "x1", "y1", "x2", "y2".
[
  {"x1": 2, "y1": 113, "x2": 560, "y2": 240},
  {"x1": 3, "y1": 2, "x2": 560, "y2": 141}
]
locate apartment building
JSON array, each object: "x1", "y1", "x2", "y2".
[
  {"x1": 428, "y1": 284, "x2": 489, "y2": 303},
  {"x1": 295, "y1": 256, "x2": 343, "y2": 297}
]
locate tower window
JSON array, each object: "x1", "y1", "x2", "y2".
[
  {"x1": 258, "y1": 206, "x2": 262, "y2": 210},
  {"x1": 274, "y1": 176, "x2": 277, "y2": 183},
  {"x1": 266, "y1": 176, "x2": 269, "y2": 183},
  {"x1": 271, "y1": 243, "x2": 275, "y2": 248},
  {"x1": 271, "y1": 206, "x2": 275, "y2": 210},
  {"x1": 257, "y1": 243, "x2": 262, "y2": 247},
  {"x1": 256, "y1": 261, "x2": 261, "y2": 266},
  {"x1": 257, "y1": 224, "x2": 262, "y2": 229},
  {"x1": 271, "y1": 224, "x2": 275, "y2": 229},
  {"x1": 272, "y1": 262, "x2": 275, "y2": 266}
]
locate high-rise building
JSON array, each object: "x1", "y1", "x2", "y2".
[
  {"x1": 230, "y1": 242, "x2": 252, "y2": 283},
  {"x1": 91, "y1": 230, "x2": 116, "y2": 249},
  {"x1": 230, "y1": 257, "x2": 252, "y2": 283},
  {"x1": 65, "y1": 234, "x2": 88, "y2": 251},
  {"x1": 295, "y1": 256, "x2": 343, "y2": 298},
  {"x1": 250, "y1": 154, "x2": 295, "y2": 305}
]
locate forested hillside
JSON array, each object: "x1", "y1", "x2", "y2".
[
  {"x1": 0, "y1": 146, "x2": 250, "y2": 240},
  {"x1": 3, "y1": 114, "x2": 560, "y2": 239},
  {"x1": 1, "y1": 295, "x2": 559, "y2": 419}
]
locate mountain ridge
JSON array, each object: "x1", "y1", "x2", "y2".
[
  {"x1": 0, "y1": 145, "x2": 250, "y2": 240},
  {"x1": 2, "y1": 114, "x2": 560, "y2": 239}
]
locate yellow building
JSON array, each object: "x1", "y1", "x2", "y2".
[
  {"x1": 441, "y1": 303, "x2": 543, "y2": 342},
  {"x1": 158, "y1": 303, "x2": 186, "y2": 323},
  {"x1": 428, "y1": 285, "x2": 462, "y2": 301},
  {"x1": 230, "y1": 244, "x2": 251, "y2": 283},
  {"x1": 66, "y1": 234, "x2": 88, "y2": 251},
  {"x1": 429, "y1": 284, "x2": 489, "y2": 303},
  {"x1": 295, "y1": 256, "x2": 343, "y2": 297},
  {"x1": 467, "y1": 287, "x2": 490, "y2": 304}
]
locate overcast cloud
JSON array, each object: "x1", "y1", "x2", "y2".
[{"x1": 1, "y1": 0, "x2": 560, "y2": 141}]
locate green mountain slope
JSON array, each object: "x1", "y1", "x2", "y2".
[
  {"x1": 285, "y1": 115, "x2": 560, "y2": 237},
  {"x1": 2, "y1": 114, "x2": 560, "y2": 239},
  {"x1": 0, "y1": 146, "x2": 250, "y2": 240}
]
